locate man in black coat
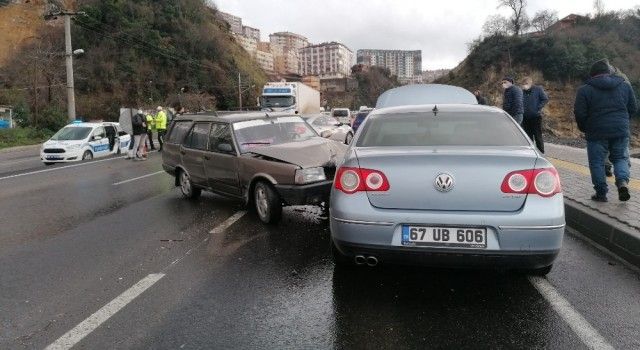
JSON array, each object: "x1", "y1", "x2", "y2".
[
  {"x1": 574, "y1": 59, "x2": 637, "y2": 202},
  {"x1": 501, "y1": 76, "x2": 524, "y2": 124},
  {"x1": 521, "y1": 77, "x2": 549, "y2": 153}
]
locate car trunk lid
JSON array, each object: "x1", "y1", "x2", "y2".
[{"x1": 355, "y1": 146, "x2": 538, "y2": 212}]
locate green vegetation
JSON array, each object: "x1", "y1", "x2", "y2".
[
  {"x1": 0, "y1": 0, "x2": 267, "y2": 127},
  {"x1": 0, "y1": 127, "x2": 53, "y2": 150},
  {"x1": 441, "y1": 10, "x2": 640, "y2": 106},
  {"x1": 351, "y1": 65, "x2": 401, "y2": 108}
]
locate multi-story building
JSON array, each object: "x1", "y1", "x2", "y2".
[
  {"x1": 233, "y1": 34, "x2": 257, "y2": 54},
  {"x1": 242, "y1": 25, "x2": 260, "y2": 42},
  {"x1": 269, "y1": 32, "x2": 309, "y2": 75},
  {"x1": 299, "y1": 42, "x2": 354, "y2": 77},
  {"x1": 356, "y1": 49, "x2": 422, "y2": 80},
  {"x1": 218, "y1": 11, "x2": 243, "y2": 35},
  {"x1": 255, "y1": 50, "x2": 274, "y2": 73}
]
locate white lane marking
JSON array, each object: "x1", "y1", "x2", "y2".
[
  {"x1": 45, "y1": 273, "x2": 165, "y2": 350},
  {"x1": 45, "y1": 211, "x2": 247, "y2": 349},
  {"x1": 529, "y1": 277, "x2": 614, "y2": 350},
  {"x1": 210, "y1": 211, "x2": 247, "y2": 234},
  {"x1": 0, "y1": 156, "x2": 127, "y2": 181},
  {"x1": 112, "y1": 171, "x2": 166, "y2": 186}
]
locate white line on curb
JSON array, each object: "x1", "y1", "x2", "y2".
[
  {"x1": 112, "y1": 171, "x2": 166, "y2": 186},
  {"x1": 45, "y1": 273, "x2": 165, "y2": 350},
  {"x1": 529, "y1": 277, "x2": 614, "y2": 350}
]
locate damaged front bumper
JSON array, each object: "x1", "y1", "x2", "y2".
[{"x1": 275, "y1": 180, "x2": 333, "y2": 206}]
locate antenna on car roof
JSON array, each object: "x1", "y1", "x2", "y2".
[{"x1": 432, "y1": 105, "x2": 439, "y2": 116}]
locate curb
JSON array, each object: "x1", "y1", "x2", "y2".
[
  {"x1": 565, "y1": 198, "x2": 640, "y2": 268},
  {"x1": 0, "y1": 144, "x2": 40, "y2": 154}
]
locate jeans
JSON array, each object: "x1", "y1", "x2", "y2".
[
  {"x1": 512, "y1": 113, "x2": 523, "y2": 125},
  {"x1": 147, "y1": 130, "x2": 155, "y2": 149},
  {"x1": 129, "y1": 135, "x2": 142, "y2": 158},
  {"x1": 586, "y1": 137, "x2": 630, "y2": 196},
  {"x1": 522, "y1": 116, "x2": 544, "y2": 153}
]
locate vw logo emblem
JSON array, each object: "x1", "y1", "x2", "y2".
[{"x1": 434, "y1": 173, "x2": 455, "y2": 192}]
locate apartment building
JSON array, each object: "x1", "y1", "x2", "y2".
[
  {"x1": 356, "y1": 49, "x2": 422, "y2": 79},
  {"x1": 299, "y1": 42, "x2": 353, "y2": 77}
]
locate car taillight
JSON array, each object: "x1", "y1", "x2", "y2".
[
  {"x1": 501, "y1": 168, "x2": 562, "y2": 197},
  {"x1": 335, "y1": 167, "x2": 390, "y2": 194}
]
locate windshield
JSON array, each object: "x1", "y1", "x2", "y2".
[
  {"x1": 233, "y1": 116, "x2": 317, "y2": 153},
  {"x1": 357, "y1": 112, "x2": 529, "y2": 147},
  {"x1": 260, "y1": 96, "x2": 295, "y2": 108},
  {"x1": 50, "y1": 127, "x2": 92, "y2": 141},
  {"x1": 332, "y1": 109, "x2": 349, "y2": 117}
]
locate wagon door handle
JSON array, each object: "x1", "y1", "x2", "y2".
[{"x1": 180, "y1": 150, "x2": 186, "y2": 155}]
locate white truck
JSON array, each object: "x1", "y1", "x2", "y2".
[{"x1": 260, "y1": 82, "x2": 320, "y2": 114}]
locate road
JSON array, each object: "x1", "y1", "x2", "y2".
[{"x1": 1, "y1": 149, "x2": 639, "y2": 349}]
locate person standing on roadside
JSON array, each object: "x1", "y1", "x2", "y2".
[
  {"x1": 129, "y1": 110, "x2": 147, "y2": 160},
  {"x1": 521, "y1": 77, "x2": 549, "y2": 153},
  {"x1": 574, "y1": 59, "x2": 637, "y2": 202},
  {"x1": 501, "y1": 76, "x2": 524, "y2": 124},
  {"x1": 146, "y1": 111, "x2": 156, "y2": 151},
  {"x1": 474, "y1": 90, "x2": 488, "y2": 105},
  {"x1": 155, "y1": 106, "x2": 167, "y2": 152}
]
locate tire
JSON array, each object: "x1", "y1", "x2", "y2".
[
  {"x1": 253, "y1": 181, "x2": 282, "y2": 224},
  {"x1": 345, "y1": 132, "x2": 353, "y2": 145},
  {"x1": 82, "y1": 150, "x2": 93, "y2": 161},
  {"x1": 331, "y1": 239, "x2": 353, "y2": 267},
  {"x1": 528, "y1": 265, "x2": 553, "y2": 276},
  {"x1": 179, "y1": 170, "x2": 201, "y2": 199}
]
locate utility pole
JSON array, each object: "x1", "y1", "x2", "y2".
[
  {"x1": 238, "y1": 72, "x2": 242, "y2": 110},
  {"x1": 44, "y1": 2, "x2": 84, "y2": 121},
  {"x1": 64, "y1": 14, "x2": 76, "y2": 121}
]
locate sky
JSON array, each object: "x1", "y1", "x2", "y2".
[{"x1": 213, "y1": 0, "x2": 637, "y2": 70}]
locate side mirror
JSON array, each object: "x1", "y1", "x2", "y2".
[
  {"x1": 217, "y1": 143, "x2": 234, "y2": 153},
  {"x1": 320, "y1": 130, "x2": 332, "y2": 138}
]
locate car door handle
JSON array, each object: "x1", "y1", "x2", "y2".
[
  {"x1": 180, "y1": 150, "x2": 186, "y2": 155},
  {"x1": 204, "y1": 155, "x2": 210, "y2": 160}
]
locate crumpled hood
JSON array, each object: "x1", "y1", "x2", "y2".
[
  {"x1": 249, "y1": 137, "x2": 347, "y2": 168},
  {"x1": 587, "y1": 75, "x2": 625, "y2": 90}
]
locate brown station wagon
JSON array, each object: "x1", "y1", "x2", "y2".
[{"x1": 161, "y1": 112, "x2": 348, "y2": 223}]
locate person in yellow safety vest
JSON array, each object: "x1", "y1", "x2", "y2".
[
  {"x1": 155, "y1": 106, "x2": 168, "y2": 151},
  {"x1": 145, "y1": 112, "x2": 156, "y2": 150}
]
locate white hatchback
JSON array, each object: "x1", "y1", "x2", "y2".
[{"x1": 40, "y1": 122, "x2": 131, "y2": 165}]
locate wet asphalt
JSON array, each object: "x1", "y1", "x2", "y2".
[{"x1": 1, "y1": 150, "x2": 639, "y2": 349}]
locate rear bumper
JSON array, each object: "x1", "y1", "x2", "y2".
[
  {"x1": 275, "y1": 180, "x2": 333, "y2": 206},
  {"x1": 334, "y1": 239, "x2": 559, "y2": 269}
]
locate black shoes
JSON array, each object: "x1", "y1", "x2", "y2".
[
  {"x1": 591, "y1": 194, "x2": 608, "y2": 202},
  {"x1": 618, "y1": 186, "x2": 630, "y2": 202}
]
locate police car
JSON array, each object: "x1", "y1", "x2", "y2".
[{"x1": 40, "y1": 122, "x2": 131, "y2": 165}]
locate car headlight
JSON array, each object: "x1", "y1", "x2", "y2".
[{"x1": 295, "y1": 167, "x2": 326, "y2": 184}]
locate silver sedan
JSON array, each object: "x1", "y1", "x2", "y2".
[
  {"x1": 304, "y1": 114, "x2": 354, "y2": 144},
  {"x1": 329, "y1": 87, "x2": 564, "y2": 275}
]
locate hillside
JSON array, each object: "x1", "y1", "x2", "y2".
[
  {"x1": 0, "y1": 0, "x2": 266, "y2": 129},
  {"x1": 437, "y1": 11, "x2": 640, "y2": 147},
  {"x1": 0, "y1": 0, "x2": 47, "y2": 67}
]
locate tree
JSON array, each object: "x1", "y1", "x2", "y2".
[
  {"x1": 498, "y1": 0, "x2": 528, "y2": 36},
  {"x1": 531, "y1": 10, "x2": 559, "y2": 32},
  {"x1": 593, "y1": 0, "x2": 605, "y2": 17},
  {"x1": 482, "y1": 15, "x2": 510, "y2": 37}
]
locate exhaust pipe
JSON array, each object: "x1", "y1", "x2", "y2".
[
  {"x1": 366, "y1": 256, "x2": 378, "y2": 267},
  {"x1": 354, "y1": 255, "x2": 366, "y2": 265}
]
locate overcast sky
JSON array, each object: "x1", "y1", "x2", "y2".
[{"x1": 213, "y1": 0, "x2": 637, "y2": 70}]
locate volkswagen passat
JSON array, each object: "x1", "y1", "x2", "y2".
[{"x1": 329, "y1": 85, "x2": 564, "y2": 275}]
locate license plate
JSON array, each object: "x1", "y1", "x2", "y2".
[
  {"x1": 45, "y1": 155, "x2": 63, "y2": 160},
  {"x1": 402, "y1": 225, "x2": 487, "y2": 248}
]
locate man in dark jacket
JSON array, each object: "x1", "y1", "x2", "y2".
[
  {"x1": 501, "y1": 76, "x2": 524, "y2": 124},
  {"x1": 521, "y1": 77, "x2": 549, "y2": 153},
  {"x1": 474, "y1": 90, "x2": 488, "y2": 105},
  {"x1": 574, "y1": 59, "x2": 637, "y2": 202}
]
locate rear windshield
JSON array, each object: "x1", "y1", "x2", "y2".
[{"x1": 356, "y1": 112, "x2": 529, "y2": 147}]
